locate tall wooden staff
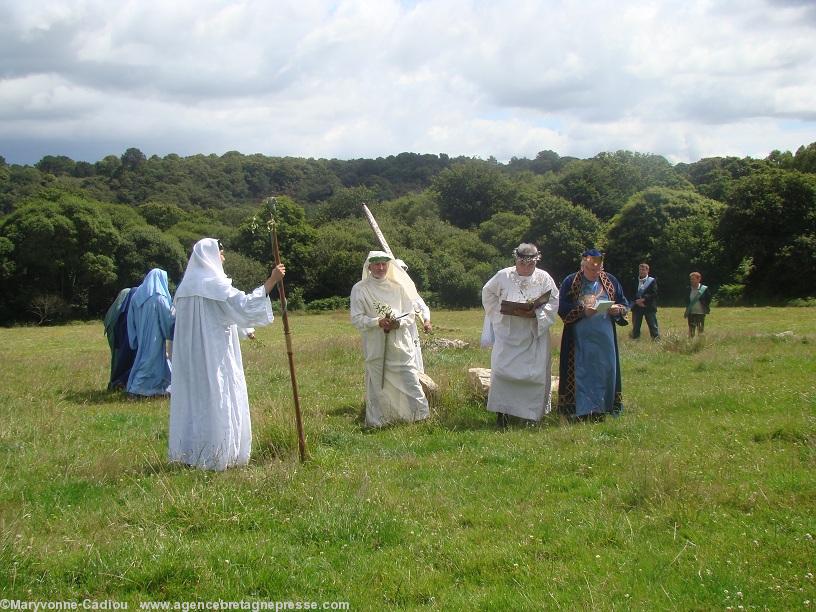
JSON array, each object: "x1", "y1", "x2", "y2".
[
  {"x1": 266, "y1": 197, "x2": 308, "y2": 462},
  {"x1": 362, "y1": 203, "x2": 394, "y2": 257}
]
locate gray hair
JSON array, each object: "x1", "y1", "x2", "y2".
[{"x1": 513, "y1": 243, "x2": 540, "y2": 260}]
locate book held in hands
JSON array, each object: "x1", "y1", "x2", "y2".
[{"x1": 500, "y1": 290, "x2": 552, "y2": 317}]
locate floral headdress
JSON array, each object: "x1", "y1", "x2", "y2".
[{"x1": 512, "y1": 245, "x2": 541, "y2": 264}]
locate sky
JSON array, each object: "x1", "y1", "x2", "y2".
[{"x1": 1, "y1": 0, "x2": 815, "y2": 167}]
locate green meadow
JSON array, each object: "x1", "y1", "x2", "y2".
[{"x1": 1, "y1": 307, "x2": 814, "y2": 609}]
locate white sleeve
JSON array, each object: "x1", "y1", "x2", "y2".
[
  {"x1": 536, "y1": 274, "x2": 560, "y2": 336},
  {"x1": 350, "y1": 284, "x2": 380, "y2": 331},
  {"x1": 481, "y1": 272, "x2": 502, "y2": 325},
  {"x1": 223, "y1": 285, "x2": 274, "y2": 329},
  {"x1": 414, "y1": 296, "x2": 431, "y2": 322}
]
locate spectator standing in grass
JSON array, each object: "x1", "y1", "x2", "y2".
[
  {"x1": 685, "y1": 271, "x2": 711, "y2": 338},
  {"x1": 630, "y1": 262, "x2": 660, "y2": 341}
]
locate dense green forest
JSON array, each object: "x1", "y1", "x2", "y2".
[{"x1": 1, "y1": 143, "x2": 815, "y2": 324}]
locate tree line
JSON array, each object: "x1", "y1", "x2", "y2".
[{"x1": 1, "y1": 143, "x2": 815, "y2": 324}]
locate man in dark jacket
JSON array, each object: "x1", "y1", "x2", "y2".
[{"x1": 631, "y1": 263, "x2": 660, "y2": 341}]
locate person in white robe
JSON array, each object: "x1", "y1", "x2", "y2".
[
  {"x1": 481, "y1": 243, "x2": 560, "y2": 426},
  {"x1": 393, "y1": 259, "x2": 432, "y2": 373},
  {"x1": 350, "y1": 251, "x2": 430, "y2": 428},
  {"x1": 169, "y1": 238, "x2": 285, "y2": 471}
]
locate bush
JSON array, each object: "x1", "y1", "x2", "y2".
[
  {"x1": 285, "y1": 286, "x2": 305, "y2": 311},
  {"x1": 222, "y1": 252, "x2": 267, "y2": 294},
  {"x1": 305, "y1": 296, "x2": 350, "y2": 312},
  {"x1": 714, "y1": 283, "x2": 745, "y2": 306},
  {"x1": 29, "y1": 294, "x2": 71, "y2": 325},
  {"x1": 786, "y1": 296, "x2": 816, "y2": 307}
]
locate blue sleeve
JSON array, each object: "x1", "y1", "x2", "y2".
[
  {"x1": 127, "y1": 304, "x2": 138, "y2": 350},
  {"x1": 158, "y1": 296, "x2": 175, "y2": 340}
]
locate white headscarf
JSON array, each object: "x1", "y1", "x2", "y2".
[
  {"x1": 174, "y1": 238, "x2": 237, "y2": 302},
  {"x1": 361, "y1": 250, "x2": 419, "y2": 303}
]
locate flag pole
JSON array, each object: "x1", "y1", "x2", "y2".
[{"x1": 266, "y1": 197, "x2": 308, "y2": 462}]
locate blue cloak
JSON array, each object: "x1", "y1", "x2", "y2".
[{"x1": 557, "y1": 270, "x2": 628, "y2": 418}]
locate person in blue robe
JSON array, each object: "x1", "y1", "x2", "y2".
[
  {"x1": 126, "y1": 268, "x2": 175, "y2": 398},
  {"x1": 557, "y1": 249, "x2": 629, "y2": 421},
  {"x1": 103, "y1": 287, "x2": 136, "y2": 391}
]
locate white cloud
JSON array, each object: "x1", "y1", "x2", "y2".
[{"x1": 0, "y1": 0, "x2": 814, "y2": 165}]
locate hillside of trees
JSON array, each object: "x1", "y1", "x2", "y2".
[{"x1": 1, "y1": 143, "x2": 815, "y2": 324}]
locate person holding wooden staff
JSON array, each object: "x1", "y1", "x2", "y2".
[
  {"x1": 169, "y1": 238, "x2": 285, "y2": 471},
  {"x1": 350, "y1": 250, "x2": 429, "y2": 428},
  {"x1": 481, "y1": 243, "x2": 560, "y2": 427}
]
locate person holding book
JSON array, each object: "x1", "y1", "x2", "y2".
[
  {"x1": 350, "y1": 251, "x2": 429, "y2": 428},
  {"x1": 481, "y1": 243, "x2": 560, "y2": 427},
  {"x1": 631, "y1": 262, "x2": 660, "y2": 341},
  {"x1": 557, "y1": 249, "x2": 629, "y2": 421},
  {"x1": 685, "y1": 271, "x2": 711, "y2": 337}
]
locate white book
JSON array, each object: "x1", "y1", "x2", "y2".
[{"x1": 594, "y1": 300, "x2": 614, "y2": 314}]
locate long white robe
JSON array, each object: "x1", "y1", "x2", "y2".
[
  {"x1": 169, "y1": 286, "x2": 273, "y2": 470},
  {"x1": 482, "y1": 267, "x2": 560, "y2": 421},
  {"x1": 406, "y1": 295, "x2": 431, "y2": 373},
  {"x1": 350, "y1": 277, "x2": 429, "y2": 428}
]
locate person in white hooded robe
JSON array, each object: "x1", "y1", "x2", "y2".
[
  {"x1": 393, "y1": 259, "x2": 432, "y2": 373},
  {"x1": 350, "y1": 251, "x2": 429, "y2": 428},
  {"x1": 169, "y1": 238, "x2": 285, "y2": 471},
  {"x1": 481, "y1": 243, "x2": 560, "y2": 426}
]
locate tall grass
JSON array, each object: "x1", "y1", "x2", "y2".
[{"x1": 1, "y1": 307, "x2": 814, "y2": 608}]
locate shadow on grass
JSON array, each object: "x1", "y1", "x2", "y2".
[
  {"x1": 319, "y1": 388, "x2": 578, "y2": 437},
  {"x1": 429, "y1": 386, "x2": 574, "y2": 432},
  {"x1": 63, "y1": 388, "x2": 131, "y2": 405},
  {"x1": 254, "y1": 443, "x2": 293, "y2": 462},
  {"x1": 63, "y1": 388, "x2": 170, "y2": 406},
  {"x1": 446, "y1": 411, "x2": 574, "y2": 432},
  {"x1": 130, "y1": 458, "x2": 189, "y2": 476},
  {"x1": 326, "y1": 401, "x2": 365, "y2": 422}
]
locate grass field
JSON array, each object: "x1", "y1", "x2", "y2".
[{"x1": 1, "y1": 307, "x2": 814, "y2": 609}]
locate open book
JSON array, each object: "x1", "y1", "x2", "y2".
[
  {"x1": 500, "y1": 290, "x2": 552, "y2": 316},
  {"x1": 593, "y1": 299, "x2": 614, "y2": 314}
]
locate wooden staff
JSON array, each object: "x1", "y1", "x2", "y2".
[
  {"x1": 266, "y1": 198, "x2": 308, "y2": 462},
  {"x1": 362, "y1": 203, "x2": 394, "y2": 257}
]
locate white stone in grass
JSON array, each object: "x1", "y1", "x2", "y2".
[
  {"x1": 468, "y1": 367, "x2": 491, "y2": 397},
  {"x1": 468, "y1": 368, "x2": 558, "y2": 399},
  {"x1": 419, "y1": 372, "x2": 439, "y2": 408},
  {"x1": 427, "y1": 337, "x2": 469, "y2": 349}
]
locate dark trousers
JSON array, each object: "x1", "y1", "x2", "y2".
[
  {"x1": 688, "y1": 314, "x2": 706, "y2": 337},
  {"x1": 631, "y1": 308, "x2": 660, "y2": 339}
]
